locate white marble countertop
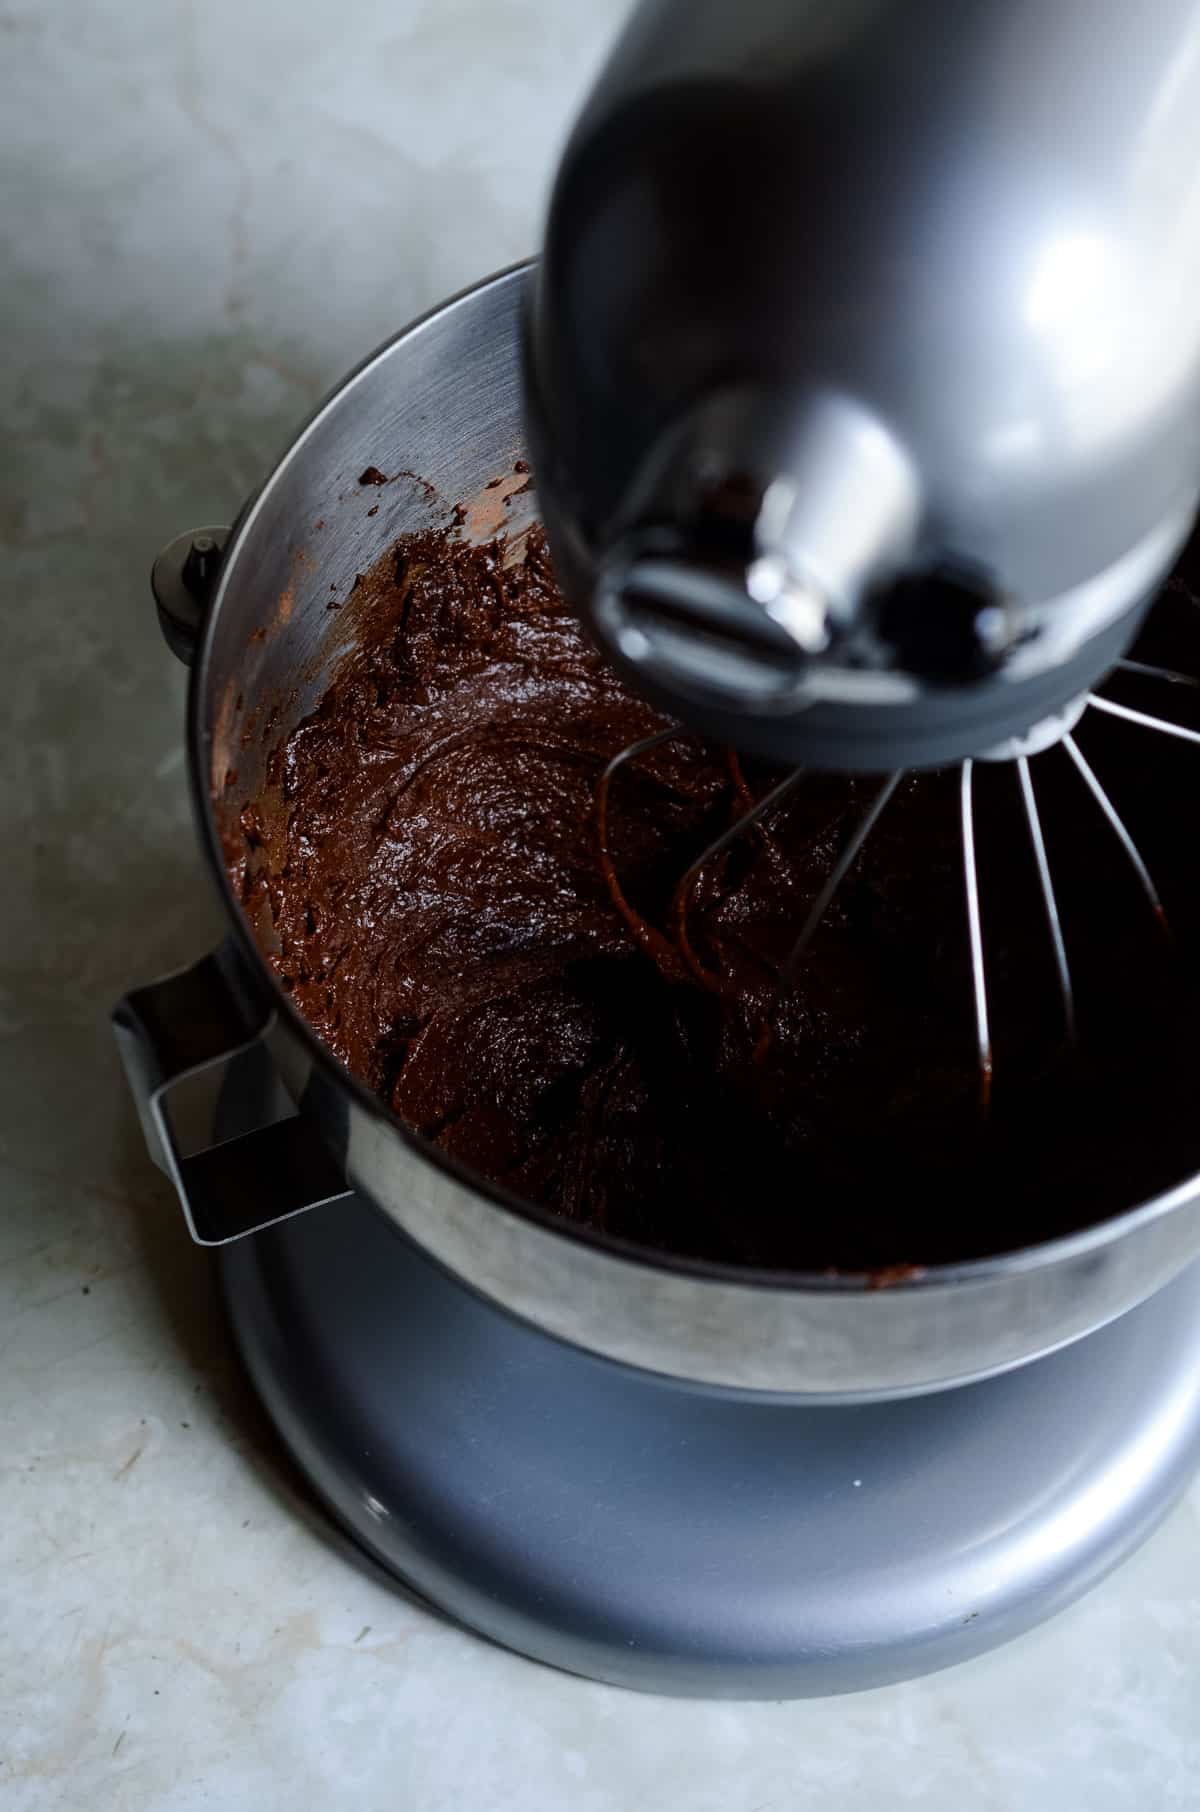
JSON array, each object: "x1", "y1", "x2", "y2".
[{"x1": 3, "y1": 2, "x2": 1200, "y2": 1805}]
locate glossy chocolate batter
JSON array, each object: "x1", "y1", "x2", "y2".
[{"x1": 228, "y1": 504, "x2": 1200, "y2": 1271}]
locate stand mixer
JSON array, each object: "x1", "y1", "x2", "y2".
[
  {"x1": 526, "y1": 0, "x2": 1200, "y2": 1102},
  {"x1": 116, "y1": 0, "x2": 1200, "y2": 1696}
]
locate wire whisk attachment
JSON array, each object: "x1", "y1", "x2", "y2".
[
  {"x1": 595, "y1": 729, "x2": 809, "y2": 990},
  {"x1": 595, "y1": 654, "x2": 1200, "y2": 1110},
  {"x1": 595, "y1": 731, "x2": 906, "y2": 1001}
]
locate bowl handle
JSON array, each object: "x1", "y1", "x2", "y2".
[{"x1": 112, "y1": 942, "x2": 352, "y2": 1244}]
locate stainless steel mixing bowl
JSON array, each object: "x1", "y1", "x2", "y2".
[{"x1": 115, "y1": 264, "x2": 1200, "y2": 1399}]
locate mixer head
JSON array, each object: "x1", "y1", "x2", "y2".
[{"x1": 524, "y1": 0, "x2": 1200, "y2": 772}]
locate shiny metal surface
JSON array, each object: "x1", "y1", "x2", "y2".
[
  {"x1": 119, "y1": 265, "x2": 1200, "y2": 1399},
  {"x1": 527, "y1": 0, "x2": 1200, "y2": 768}
]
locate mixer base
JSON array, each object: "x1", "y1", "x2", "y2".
[{"x1": 219, "y1": 1185, "x2": 1200, "y2": 1699}]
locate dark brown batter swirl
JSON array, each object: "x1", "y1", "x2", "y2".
[{"x1": 228, "y1": 508, "x2": 1200, "y2": 1271}]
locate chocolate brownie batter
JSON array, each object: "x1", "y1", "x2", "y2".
[{"x1": 228, "y1": 508, "x2": 1200, "y2": 1271}]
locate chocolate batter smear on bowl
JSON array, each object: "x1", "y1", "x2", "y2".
[{"x1": 227, "y1": 490, "x2": 1200, "y2": 1272}]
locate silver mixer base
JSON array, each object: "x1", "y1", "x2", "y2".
[{"x1": 219, "y1": 1179, "x2": 1200, "y2": 1698}]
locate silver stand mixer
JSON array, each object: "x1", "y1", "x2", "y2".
[{"x1": 116, "y1": 0, "x2": 1200, "y2": 1695}]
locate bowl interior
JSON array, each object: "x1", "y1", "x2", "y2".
[{"x1": 203, "y1": 269, "x2": 535, "y2": 822}]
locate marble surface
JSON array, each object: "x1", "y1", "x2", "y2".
[{"x1": 2, "y1": 1, "x2": 1200, "y2": 1805}]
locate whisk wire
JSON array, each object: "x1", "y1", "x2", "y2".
[
  {"x1": 960, "y1": 760, "x2": 993, "y2": 1107},
  {"x1": 783, "y1": 771, "x2": 903, "y2": 979},
  {"x1": 1016, "y1": 753, "x2": 1076, "y2": 1041},
  {"x1": 597, "y1": 726, "x2": 683, "y2": 787},
  {"x1": 1061, "y1": 733, "x2": 1166, "y2": 925},
  {"x1": 1088, "y1": 693, "x2": 1200, "y2": 746},
  {"x1": 1116, "y1": 658, "x2": 1200, "y2": 690},
  {"x1": 673, "y1": 766, "x2": 807, "y2": 989},
  {"x1": 676, "y1": 769, "x2": 806, "y2": 896}
]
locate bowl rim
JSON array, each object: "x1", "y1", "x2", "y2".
[{"x1": 188, "y1": 259, "x2": 1200, "y2": 1298}]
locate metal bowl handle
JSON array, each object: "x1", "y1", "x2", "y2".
[{"x1": 112, "y1": 942, "x2": 351, "y2": 1245}]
